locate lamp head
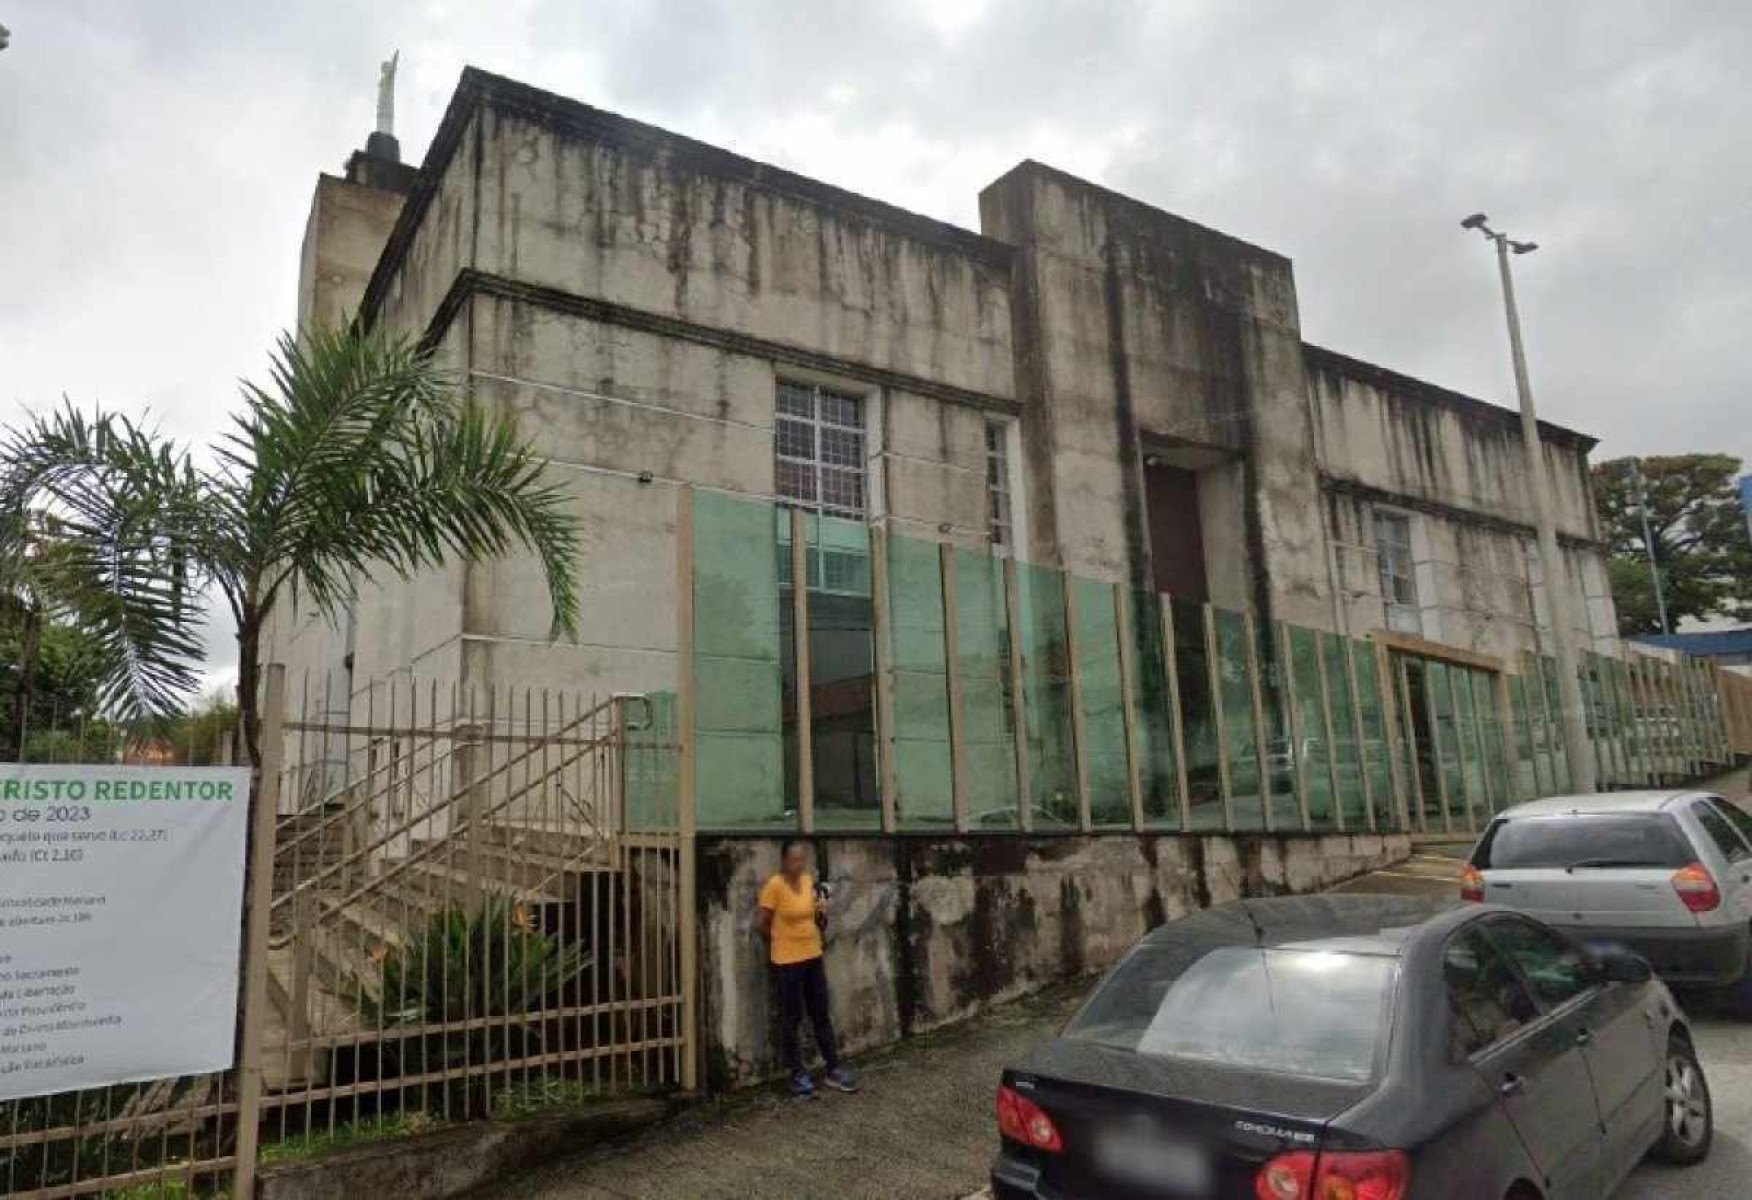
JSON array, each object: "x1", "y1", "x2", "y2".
[
  {"x1": 1461, "y1": 212, "x2": 1490, "y2": 231},
  {"x1": 1510, "y1": 240, "x2": 1539, "y2": 255}
]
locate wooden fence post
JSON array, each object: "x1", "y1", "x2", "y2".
[
  {"x1": 790, "y1": 508, "x2": 814, "y2": 833},
  {"x1": 233, "y1": 662, "x2": 287, "y2": 1200},
  {"x1": 1161, "y1": 597, "x2": 1193, "y2": 832},
  {"x1": 675, "y1": 486, "x2": 700, "y2": 1092},
  {"x1": 870, "y1": 525, "x2": 899, "y2": 833},
  {"x1": 940, "y1": 542, "x2": 970, "y2": 833},
  {"x1": 1116, "y1": 587, "x2": 1146, "y2": 833}
]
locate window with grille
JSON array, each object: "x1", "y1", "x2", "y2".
[
  {"x1": 775, "y1": 381, "x2": 866, "y2": 520},
  {"x1": 985, "y1": 420, "x2": 1013, "y2": 547},
  {"x1": 1374, "y1": 509, "x2": 1421, "y2": 633}
]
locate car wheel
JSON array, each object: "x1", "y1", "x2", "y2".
[{"x1": 1651, "y1": 1033, "x2": 1712, "y2": 1166}]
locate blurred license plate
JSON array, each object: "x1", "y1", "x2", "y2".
[{"x1": 1093, "y1": 1126, "x2": 1214, "y2": 1194}]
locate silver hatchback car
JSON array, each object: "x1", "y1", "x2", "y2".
[{"x1": 1463, "y1": 791, "x2": 1752, "y2": 1011}]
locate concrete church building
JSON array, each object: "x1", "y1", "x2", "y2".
[
  {"x1": 269, "y1": 66, "x2": 1616, "y2": 710},
  {"x1": 259, "y1": 65, "x2": 1642, "y2": 1085}
]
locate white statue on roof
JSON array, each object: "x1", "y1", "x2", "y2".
[{"x1": 377, "y1": 51, "x2": 399, "y2": 137}]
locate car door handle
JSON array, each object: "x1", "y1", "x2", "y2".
[
  {"x1": 1500, "y1": 1074, "x2": 1526, "y2": 1097},
  {"x1": 1575, "y1": 1028, "x2": 1593, "y2": 1047}
]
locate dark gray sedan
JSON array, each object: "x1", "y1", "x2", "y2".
[{"x1": 991, "y1": 894, "x2": 1711, "y2": 1200}]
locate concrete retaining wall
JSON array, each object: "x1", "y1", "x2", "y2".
[{"x1": 697, "y1": 830, "x2": 1411, "y2": 1091}]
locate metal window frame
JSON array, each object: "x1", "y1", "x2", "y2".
[
  {"x1": 984, "y1": 418, "x2": 1013, "y2": 548},
  {"x1": 775, "y1": 379, "x2": 867, "y2": 524}
]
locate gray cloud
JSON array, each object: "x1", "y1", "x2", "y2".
[{"x1": 4, "y1": 0, "x2": 1749, "y2": 683}]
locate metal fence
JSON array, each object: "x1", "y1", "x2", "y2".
[
  {"x1": 680, "y1": 486, "x2": 1743, "y2": 839},
  {"x1": 1, "y1": 670, "x2": 687, "y2": 1199}
]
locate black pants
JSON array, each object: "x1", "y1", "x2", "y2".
[{"x1": 774, "y1": 956, "x2": 839, "y2": 1075}]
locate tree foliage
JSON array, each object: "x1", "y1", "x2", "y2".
[
  {"x1": 1593, "y1": 453, "x2": 1752, "y2": 635},
  {"x1": 0, "y1": 325, "x2": 581, "y2": 766}
]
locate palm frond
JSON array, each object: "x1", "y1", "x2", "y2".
[{"x1": 0, "y1": 405, "x2": 209, "y2": 717}]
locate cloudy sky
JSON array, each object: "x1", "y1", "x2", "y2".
[{"x1": 2, "y1": 0, "x2": 1749, "y2": 681}]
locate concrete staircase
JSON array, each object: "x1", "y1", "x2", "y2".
[{"x1": 262, "y1": 821, "x2": 615, "y2": 1091}]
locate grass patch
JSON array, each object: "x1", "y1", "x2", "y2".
[
  {"x1": 489, "y1": 1077, "x2": 604, "y2": 1122},
  {"x1": 258, "y1": 1111, "x2": 447, "y2": 1167}
]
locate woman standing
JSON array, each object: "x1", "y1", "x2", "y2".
[{"x1": 758, "y1": 839, "x2": 859, "y2": 1098}]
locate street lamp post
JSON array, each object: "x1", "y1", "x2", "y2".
[{"x1": 1462, "y1": 213, "x2": 1597, "y2": 793}]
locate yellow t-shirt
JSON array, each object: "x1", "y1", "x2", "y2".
[{"x1": 758, "y1": 872, "x2": 823, "y2": 966}]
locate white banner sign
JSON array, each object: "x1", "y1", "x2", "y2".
[{"x1": 0, "y1": 764, "x2": 252, "y2": 1101}]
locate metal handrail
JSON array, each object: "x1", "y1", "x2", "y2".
[{"x1": 266, "y1": 694, "x2": 637, "y2": 945}]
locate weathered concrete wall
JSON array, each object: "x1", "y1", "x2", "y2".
[
  {"x1": 979, "y1": 163, "x2": 1330, "y2": 628},
  {"x1": 297, "y1": 174, "x2": 407, "y2": 335},
  {"x1": 1308, "y1": 351, "x2": 1617, "y2": 657},
  {"x1": 1307, "y1": 352, "x2": 1598, "y2": 540},
  {"x1": 469, "y1": 103, "x2": 1016, "y2": 401},
  {"x1": 698, "y1": 829, "x2": 1411, "y2": 1091}
]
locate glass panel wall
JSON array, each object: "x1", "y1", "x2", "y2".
[
  {"x1": 693, "y1": 492, "x2": 785, "y2": 828},
  {"x1": 1073, "y1": 578, "x2": 1131, "y2": 828},
  {"x1": 953, "y1": 548, "x2": 1020, "y2": 829},
  {"x1": 885, "y1": 532, "x2": 952, "y2": 828}
]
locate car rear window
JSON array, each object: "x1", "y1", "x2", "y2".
[
  {"x1": 1472, "y1": 814, "x2": 1692, "y2": 870},
  {"x1": 1064, "y1": 945, "x2": 1394, "y2": 1083}
]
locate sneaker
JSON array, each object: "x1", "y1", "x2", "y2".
[
  {"x1": 790, "y1": 1072, "x2": 817, "y2": 1099},
  {"x1": 823, "y1": 1067, "x2": 859, "y2": 1093}
]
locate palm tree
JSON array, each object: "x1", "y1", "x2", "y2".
[
  {"x1": 0, "y1": 511, "x2": 90, "y2": 759},
  {"x1": 0, "y1": 325, "x2": 580, "y2": 768}
]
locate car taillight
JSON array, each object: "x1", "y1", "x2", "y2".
[
  {"x1": 1459, "y1": 864, "x2": 1485, "y2": 903},
  {"x1": 1672, "y1": 863, "x2": 1721, "y2": 913},
  {"x1": 996, "y1": 1084, "x2": 1063, "y2": 1153},
  {"x1": 1256, "y1": 1149, "x2": 1409, "y2": 1200}
]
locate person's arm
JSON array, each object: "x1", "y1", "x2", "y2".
[{"x1": 757, "y1": 878, "x2": 776, "y2": 942}]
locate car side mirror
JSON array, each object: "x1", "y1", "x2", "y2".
[{"x1": 1591, "y1": 945, "x2": 1653, "y2": 984}]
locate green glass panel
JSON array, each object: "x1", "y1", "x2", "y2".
[
  {"x1": 1541, "y1": 655, "x2": 1572, "y2": 792},
  {"x1": 886, "y1": 532, "x2": 953, "y2": 828},
  {"x1": 796, "y1": 512, "x2": 880, "y2": 831},
  {"x1": 1213, "y1": 608, "x2": 1264, "y2": 831},
  {"x1": 692, "y1": 492, "x2": 783, "y2": 828},
  {"x1": 1349, "y1": 639, "x2": 1393, "y2": 830},
  {"x1": 1471, "y1": 672, "x2": 1508, "y2": 818},
  {"x1": 1451, "y1": 667, "x2": 1484, "y2": 829},
  {"x1": 1508, "y1": 673, "x2": 1540, "y2": 801},
  {"x1": 1320, "y1": 632, "x2": 1365, "y2": 831},
  {"x1": 1171, "y1": 601, "x2": 1225, "y2": 831},
  {"x1": 954, "y1": 549, "x2": 1019, "y2": 830},
  {"x1": 1073, "y1": 577, "x2": 1130, "y2": 828},
  {"x1": 1425, "y1": 662, "x2": 1463, "y2": 828},
  {"x1": 1286, "y1": 626, "x2": 1331, "y2": 829},
  {"x1": 1127, "y1": 590, "x2": 1180, "y2": 828},
  {"x1": 1017, "y1": 563, "x2": 1078, "y2": 828}
]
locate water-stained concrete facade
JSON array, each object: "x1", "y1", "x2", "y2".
[{"x1": 266, "y1": 68, "x2": 1614, "y2": 700}]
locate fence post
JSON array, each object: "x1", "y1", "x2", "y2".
[
  {"x1": 1116, "y1": 586, "x2": 1146, "y2": 833},
  {"x1": 1279, "y1": 623, "x2": 1312, "y2": 832},
  {"x1": 1002, "y1": 557, "x2": 1033, "y2": 833},
  {"x1": 1243, "y1": 612, "x2": 1273, "y2": 834},
  {"x1": 675, "y1": 486, "x2": 700, "y2": 1092},
  {"x1": 233, "y1": 662, "x2": 287, "y2": 1200},
  {"x1": 870, "y1": 525, "x2": 899, "y2": 833},
  {"x1": 1159, "y1": 596, "x2": 1193, "y2": 833},
  {"x1": 940, "y1": 542, "x2": 970, "y2": 833},
  {"x1": 1309, "y1": 631, "x2": 1339, "y2": 833},
  {"x1": 1063, "y1": 577, "x2": 1092, "y2": 832},
  {"x1": 1343, "y1": 640, "x2": 1377, "y2": 831},
  {"x1": 1203, "y1": 605, "x2": 1235, "y2": 830},
  {"x1": 789, "y1": 508, "x2": 815, "y2": 834}
]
